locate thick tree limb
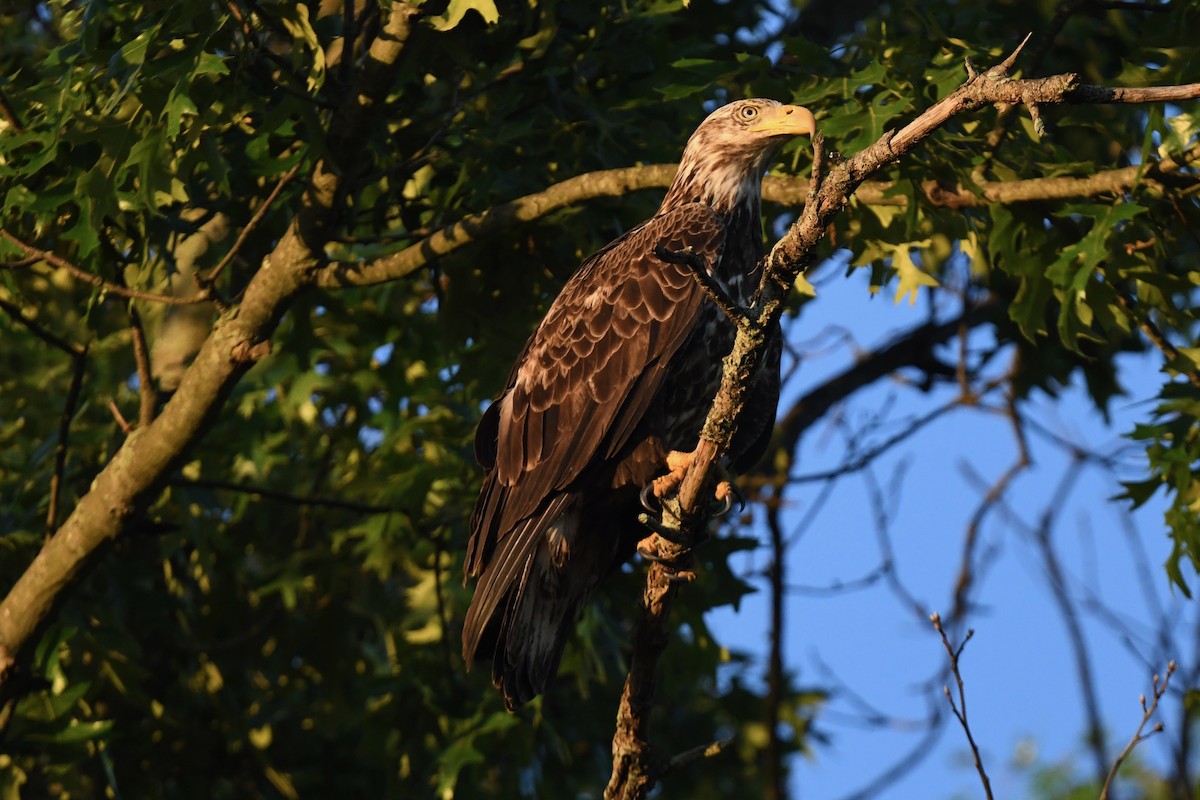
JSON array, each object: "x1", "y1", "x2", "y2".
[{"x1": 604, "y1": 42, "x2": 1200, "y2": 800}]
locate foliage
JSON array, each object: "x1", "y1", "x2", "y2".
[{"x1": 0, "y1": 0, "x2": 1196, "y2": 797}]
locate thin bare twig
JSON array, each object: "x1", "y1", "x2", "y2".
[
  {"x1": 0, "y1": 298, "x2": 83, "y2": 357},
  {"x1": 654, "y1": 244, "x2": 755, "y2": 331},
  {"x1": 107, "y1": 399, "x2": 133, "y2": 434},
  {"x1": 765, "y1": 489, "x2": 788, "y2": 800},
  {"x1": 47, "y1": 346, "x2": 89, "y2": 536},
  {"x1": 0, "y1": 230, "x2": 212, "y2": 306},
  {"x1": 1113, "y1": 290, "x2": 1200, "y2": 389},
  {"x1": 171, "y1": 477, "x2": 392, "y2": 515},
  {"x1": 1030, "y1": 457, "x2": 1111, "y2": 789},
  {"x1": 127, "y1": 304, "x2": 156, "y2": 428},
  {"x1": 1100, "y1": 662, "x2": 1177, "y2": 800},
  {"x1": 202, "y1": 163, "x2": 301, "y2": 288},
  {"x1": 662, "y1": 736, "x2": 735, "y2": 775},
  {"x1": 931, "y1": 613, "x2": 994, "y2": 800}
]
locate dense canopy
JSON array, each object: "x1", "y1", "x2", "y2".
[{"x1": 0, "y1": 1, "x2": 1197, "y2": 799}]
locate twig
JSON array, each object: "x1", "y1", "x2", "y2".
[
  {"x1": 1030, "y1": 458, "x2": 1112, "y2": 788},
  {"x1": 47, "y1": 345, "x2": 89, "y2": 536},
  {"x1": 764, "y1": 490, "x2": 788, "y2": 800},
  {"x1": 0, "y1": 298, "x2": 83, "y2": 357},
  {"x1": 201, "y1": 163, "x2": 301, "y2": 288},
  {"x1": 127, "y1": 304, "x2": 156, "y2": 428},
  {"x1": 951, "y1": 377, "x2": 1030, "y2": 621},
  {"x1": 107, "y1": 399, "x2": 133, "y2": 434},
  {"x1": 931, "y1": 613, "x2": 994, "y2": 800},
  {"x1": 171, "y1": 477, "x2": 392, "y2": 514},
  {"x1": 1099, "y1": 662, "x2": 1177, "y2": 800},
  {"x1": 654, "y1": 244, "x2": 755, "y2": 330},
  {"x1": 0, "y1": 230, "x2": 212, "y2": 306},
  {"x1": 1113, "y1": 290, "x2": 1200, "y2": 389},
  {"x1": 662, "y1": 736, "x2": 734, "y2": 775}
]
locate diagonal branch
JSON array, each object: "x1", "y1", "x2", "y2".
[
  {"x1": 0, "y1": 230, "x2": 214, "y2": 306},
  {"x1": 201, "y1": 163, "x2": 301, "y2": 290},
  {"x1": 127, "y1": 304, "x2": 157, "y2": 429}
]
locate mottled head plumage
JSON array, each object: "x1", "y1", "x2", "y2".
[{"x1": 660, "y1": 99, "x2": 816, "y2": 214}]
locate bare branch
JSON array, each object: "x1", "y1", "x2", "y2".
[
  {"x1": 47, "y1": 346, "x2": 89, "y2": 536},
  {"x1": 0, "y1": 230, "x2": 214, "y2": 306},
  {"x1": 202, "y1": 163, "x2": 301, "y2": 289},
  {"x1": 1100, "y1": 662, "x2": 1177, "y2": 800},
  {"x1": 127, "y1": 304, "x2": 157, "y2": 428},
  {"x1": 1114, "y1": 290, "x2": 1200, "y2": 389},
  {"x1": 654, "y1": 244, "x2": 755, "y2": 331},
  {"x1": 663, "y1": 736, "x2": 735, "y2": 775},
  {"x1": 171, "y1": 477, "x2": 392, "y2": 514},
  {"x1": 931, "y1": 613, "x2": 994, "y2": 800},
  {"x1": 0, "y1": 298, "x2": 83, "y2": 357}
]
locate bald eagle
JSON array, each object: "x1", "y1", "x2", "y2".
[{"x1": 463, "y1": 99, "x2": 816, "y2": 710}]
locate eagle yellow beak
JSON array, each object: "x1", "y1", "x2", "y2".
[{"x1": 749, "y1": 104, "x2": 816, "y2": 137}]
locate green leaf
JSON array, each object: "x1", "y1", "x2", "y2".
[
  {"x1": 429, "y1": 0, "x2": 499, "y2": 31},
  {"x1": 891, "y1": 242, "x2": 938, "y2": 305}
]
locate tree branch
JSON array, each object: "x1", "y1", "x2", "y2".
[
  {"x1": 931, "y1": 613, "x2": 994, "y2": 800},
  {"x1": 127, "y1": 304, "x2": 156, "y2": 428},
  {"x1": 316, "y1": 127, "x2": 1199, "y2": 291},
  {"x1": 0, "y1": 230, "x2": 214, "y2": 306},
  {"x1": 201, "y1": 163, "x2": 301, "y2": 290},
  {"x1": 47, "y1": 346, "x2": 89, "y2": 537},
  {"x1": 1100, "y1": 662, "x2": 1176, "y2": 800}
]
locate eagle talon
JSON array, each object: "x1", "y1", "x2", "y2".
[
  {"x1": 709, "y1": 491, "x2": 733, "y2": 517},
  {"x1": 708, "y1": 481, "x2": 744, "y2": 517},
  {"x1": 639, "y1": 483, "x2": 660, "y2": 513},
  {"x1": 636, "y1": 537, "x2": 694, "y2": 571}
]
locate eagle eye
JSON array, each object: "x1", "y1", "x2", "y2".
[{"x1": 739, "y1": 105, "x2": 759, "y2": 120}]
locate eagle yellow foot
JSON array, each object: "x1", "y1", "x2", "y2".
[
  {"x1": 635, "y1": 535, "x2": 696, "y2": 581},
  {"x1": 643, "y1": 449, "x2": 738, "y2": 516}
]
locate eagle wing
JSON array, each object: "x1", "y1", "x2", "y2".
[{"x1": 462, "y1": 202, "x2": 728, "y2": 658}]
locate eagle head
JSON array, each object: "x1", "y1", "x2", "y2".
[{"x1": 660, "y1": 98, "x2": 816, "y2": 214}]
